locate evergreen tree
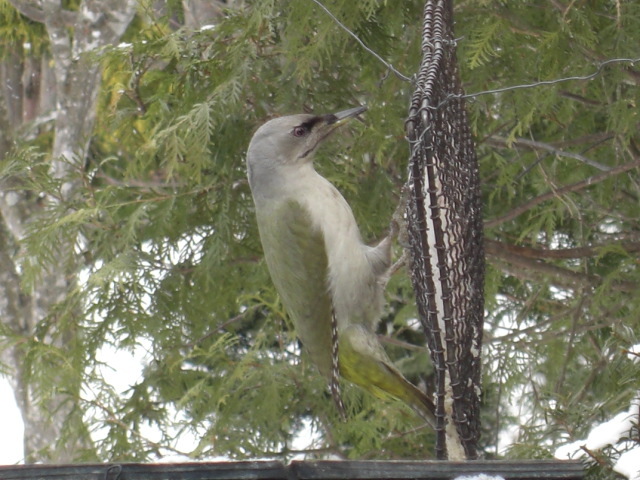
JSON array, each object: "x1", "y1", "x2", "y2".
[{"x1": 0, "y1": 0, "x2": 638, "y2": 472}]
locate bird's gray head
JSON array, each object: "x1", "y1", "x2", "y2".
[{"x1": 246, "y1": 106, "x2": 366, "y2": 190}]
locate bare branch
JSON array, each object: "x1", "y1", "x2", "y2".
[
  {"x1": 485, "y1": 238, "x2": 640, "y2": 260},
  {"x1": 545, "y1": 131, "x2": 616, "y2": 149},
  {"x1": 486, "y1": 241, "x2": 637, "y2": 293},
  {"x1": 94, "y1": 172, "x2": 183, "y2": 190},
  {"x1": 485, "y1": 157, "x2": 640, "y2": 228},
  {"x1": 487, "y1": 136, "x2": 610, "y2": 171},
  {"x1": 558, "y1": 90, "x2": 603, "y2": 106}
]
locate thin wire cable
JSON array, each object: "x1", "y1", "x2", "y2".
[
  {"x1": 306, "y1": 2, "x2": 639, "y2": 99},
  {"x1": 461, "y1": 57, "x2": 640, "y2": 99},
  {"x1": 309, "y1": 0, "x2": 412, "y2": 82}
]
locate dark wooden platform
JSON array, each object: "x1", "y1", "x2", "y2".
[{"x1": 0, "y1": 460, "x2": 585, "y2": 480}]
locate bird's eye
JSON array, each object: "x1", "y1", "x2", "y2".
[{"x1": 292, "y1": 126, "x2": 308, "y2": 137}]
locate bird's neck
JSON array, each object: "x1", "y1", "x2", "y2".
[{"x1": 249, "y1": 159, "x2": 320, "y2": 201}]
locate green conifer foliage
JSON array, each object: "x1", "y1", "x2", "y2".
[{"x1": 0, "y1": 0, "x2": 639, "y2": 469}]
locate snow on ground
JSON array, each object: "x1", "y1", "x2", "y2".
[
  {"x1": 555, "y1": 395, "x2": 640, "y2": 480},
  {"x1": 0, "y1": 379, "x2": 24, "y2": 464}
]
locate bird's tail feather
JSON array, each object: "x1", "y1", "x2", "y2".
[{"x1": 339, "y1": 326, "x2": 436, "y2": 428}]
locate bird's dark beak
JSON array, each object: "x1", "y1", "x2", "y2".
[
  {"x1": 298, "y1": 106, "x2": 367, "y2": 159},
  {"x1": 325, "y1": 106, "x2": 367, "y2": 126}
]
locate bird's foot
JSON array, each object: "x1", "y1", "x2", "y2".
[{"x1": 388, "y1": 251, "x2": 407, "y2": 277}]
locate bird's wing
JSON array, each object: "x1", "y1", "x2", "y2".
[{"x1": 256, "y1": 198, "x2": 334, "y2": 378}]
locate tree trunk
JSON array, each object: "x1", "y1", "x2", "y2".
[{"x1": 1, "y1": 0, "x2": 136, "y2": 463}]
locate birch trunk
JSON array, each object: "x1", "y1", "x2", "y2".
[{"x1": 0, "y1": 0, "x2": 136, "y2": 462}]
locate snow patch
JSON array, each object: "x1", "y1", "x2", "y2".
[
  {"x1": 555, "y1": 395, "x2": 640, "y2": 480},
  {"x1": 80, "y1": 4, "x2": 101, "y2": 23},
  {"x1": 615, "y1": 446, "x2": 640, "y2": 480},
  {"x1": 0, "y1": 379, "x2": 24, "y2": 463},
  {"x1": 4, "y1": 191, "x2": 20, "y2": 207},
  {"x1": 627, "y1": 344, "x2": 640, "y2": 363},
  {"x1": 586, "y1": 408, "x2": 637, "y2": 451},
  {"x1": 455, "y1": 475, "x2": 505, "y2": 480},
  {"x1": 554, "y1": 440, "x2": 587, "y2": 460}
]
